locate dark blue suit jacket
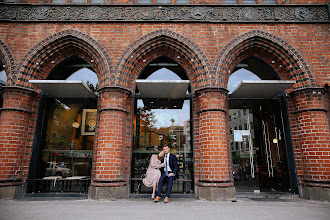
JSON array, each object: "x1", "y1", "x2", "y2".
[{"x1": 161, "y1": 153, "x2": 179, "y2": 179}]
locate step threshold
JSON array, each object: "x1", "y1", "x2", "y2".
[
  {"x1": 236, "y1": 192, "x2": 299, "y2": 199},
  {"x1": 129, "y1": 193, "x2": 195, "y2": 199}
]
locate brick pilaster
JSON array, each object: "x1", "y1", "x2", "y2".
[
  {"x1": 195, "y1": 88, "x2": 233, "y2": 188},
  {"x1": 91, "y1": 87, "x2": 132, "y2": 189},
  {"x1": 288, "y1": 88, "x2": 330, "y2": 189},
  {"x1": 0, "y1": 86, "x2": 38, "y2": 187}
]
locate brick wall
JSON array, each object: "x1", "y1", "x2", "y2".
[
  {"x1": 0, "y1": 87, "x2": 38, "y2": 186},
  {"x1": 195, "y1": 88, "x2": 233, "y2": 187},
  {"x1": 0, "y1": 2, "x2": 329, "y2": 198},
  {"x1": 92, "y1": 87, "x2": 132, "y2": 187},
  {"x1": 288, "y1": 88, "x2": 330, "y2": 187}
]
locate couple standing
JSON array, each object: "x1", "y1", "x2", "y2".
[{"x1": 142, "y1": 145, "x2": 178, "y2": 203}]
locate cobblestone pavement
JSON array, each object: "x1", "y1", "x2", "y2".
[{"x1": 0, "y1": 197, "x2": 329, "y2": 220}]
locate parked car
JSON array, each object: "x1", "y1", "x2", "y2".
[{"x1": 45, "y1": 162, "x2": 72, "y2": 177}]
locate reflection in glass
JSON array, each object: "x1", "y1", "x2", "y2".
[
  {"x1": 230, "y1": 104, "x2": 291, "y2": 193},
  {"x1": 131, "y1": 99, "x2": 193, "y2": 194},
  {"x1": 35, "y1": 100, "x2": 96, "y2": 193}
]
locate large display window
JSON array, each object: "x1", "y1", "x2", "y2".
[
  {"x1": 130, "y1": 56, "x2": 194, "y2": 195},
  {"x1": 32, "y1": 98, "x2": 96, "y2": 193},
  {"x1": 131, "y1": 99, "x2": 193, "y2": 194}
]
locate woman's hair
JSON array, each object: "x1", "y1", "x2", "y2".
[{"x1": 157, "y1": 152, "x2": 164, "y2": 160}]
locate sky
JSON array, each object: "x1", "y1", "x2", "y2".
[
  {"x1": 66, "y1": 68, "x2": 99, "y2": 86},
  {"x1": 227, "y1": 68, "x2": 261, "y2": 93},
  {"x1": 0, "y1": 70, "x2": 6, "y2": 82},
  {"x1": 146, "y1": 68, "x2": 181, "y2": 80}
]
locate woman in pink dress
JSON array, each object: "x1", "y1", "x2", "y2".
[{"x1": 143, "y1": 151, "x2": 165, "y2": 199}]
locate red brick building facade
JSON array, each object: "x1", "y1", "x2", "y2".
[{"x1": 0, "y1": 0, "x2": 329, "y2": 201}]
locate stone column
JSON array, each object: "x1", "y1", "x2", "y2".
[
  {"x1": 89, "y1": 87, "x2": 132, "y2": 200},
  {"x1": 288, "y1": 87, "x2": 330, "y2": 201},
  {"x1": 0, "y1": 86, "x2": 38, "y2": 199},
  {"x1": 195, "y1": 88, "x2": 235, "y2": 201}
]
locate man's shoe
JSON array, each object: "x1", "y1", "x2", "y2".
[
  {"x1": 164, "y1": 197, "x2": 169, "y2": 203},
  {"x1": 154, "y1": 196, "x2": 161, "y2": 202}
]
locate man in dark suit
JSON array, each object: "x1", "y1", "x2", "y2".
[{"x1": 154, "y1": 145, "x2": 179, "y2": 203}]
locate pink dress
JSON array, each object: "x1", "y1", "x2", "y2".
[{"x1": 142, "y1": 154, "x2": 162, "y2": 187}]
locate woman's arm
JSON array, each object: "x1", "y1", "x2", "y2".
[{"x1": 150, "y1": 155, "x2": 162, "y2": 169}]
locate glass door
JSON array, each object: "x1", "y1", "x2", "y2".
[{"x1": 229, "y1": 99, "x2": 292, "y2": 193}]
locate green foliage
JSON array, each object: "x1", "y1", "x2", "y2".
[
  {"x1": 138, "y1": 106, "x2": 157, "y2": 129},
  {"x1": 86, "y1": 81, "x2": 99, "y2": 93}
]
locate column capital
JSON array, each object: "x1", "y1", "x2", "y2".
[
  {"x1": 98, "y1": 86, "x2": 132, "y2": 114},
  {"x1": 1, "y1": 86, "x2": 38, "y2": 97},
  {"x1": 98, "y1": 86, "x2": 132, "y2": 96},
  {"x1": 194, "y1": 87, "x2": 228, "y2": 97},
  {"x1": 288, "y1": 86, "x2": 327, "y2": 97},
  {"x1": 0, "y1": 86, "x2": 38, "y2": 114},
  {"x1": 195, "y1": 87, "x2": 228, "y2": 114},
  {"x1": 287, "y1": 87, "x2": 328, "y2": 114}
]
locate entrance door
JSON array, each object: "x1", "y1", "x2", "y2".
[
  {"x1": 229, "y1": 99, "x2": 292, "y2": 193},
  {"x1": 228, "y1": 80, "x2": 298, "y2": 194}
]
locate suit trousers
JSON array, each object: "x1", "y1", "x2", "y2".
[{"x1": 156, "y1": 173, "x2": 175, "y2": 198}]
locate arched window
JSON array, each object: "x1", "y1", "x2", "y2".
[
  {"x1": 28, "y1": 56, "x2": 98, "y2": 193},
  {"x1": 131, "y1": 56, "x2": 194, "y2": 195}
]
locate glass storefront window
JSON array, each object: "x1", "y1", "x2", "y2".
[
  {"x1": 131, "y1": 99, "x2": 193, "y2": 194},
  {"x1": 34, "y1": 99, "x2": 96, "y2": 193}
]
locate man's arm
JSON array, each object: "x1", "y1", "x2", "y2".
[{"x1": 171, "y1": 154, "x2": 179, "y2": 175}]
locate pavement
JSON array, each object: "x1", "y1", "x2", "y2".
[{"x1": 0, "y1": 197, "x2": 329, "y2": 220}]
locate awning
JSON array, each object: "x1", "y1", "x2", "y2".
[
  {"x1": 230, "y1": 80, "x2": 296, "y2": 99},
  {"x1": 29, "y1": 80, "x2": 97, "y2": 99},
  {"x1": 136, "y1": 80, "x2": 190, "y2": 99},
  {"x1": 136, "y1": 80, "x2": 190, "y2": 109}
]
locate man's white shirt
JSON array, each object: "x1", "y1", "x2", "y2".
[{"x1": 165, "y1": 153, "x2": 172, "y2": 172}]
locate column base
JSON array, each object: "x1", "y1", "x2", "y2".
[
  {"x1": 197, "y1": 186, "x2": 236, "y2": 201},
  {"x1": 88, "y1": 185, "x2": 128, "y2": 200},
  {"x1": 300, "y1": 186, "x2": 330, "y2": 202},
  {"x1": 0, "y1": 186, "x2": 25, "y2": 199}
]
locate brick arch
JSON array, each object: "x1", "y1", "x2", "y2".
[
  {"x1": 15, "y1": 29, "x2": 113, "y2": 88},
  {"x1": 115, "y1": 29, "x2": 212, "y2": 92},
  {"x1": 214, "y1": 30, "x2": 316, "y2": 91},
  {"x1": 0, "y1": 39, "x2": 16, "y2": 86}
]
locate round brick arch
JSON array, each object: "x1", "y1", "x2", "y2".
[
  {"x1": 214, "y1": 29, "x2": 316, "y2": 91},
  {"x1": 0, "y1": 39, "x2": 16, "y2": 86},
  {"x1": 15, "y1": 29, "x2": 113, "y2": 89},
  {"x1": 115, "y1": 29, "x2": 212, "y2": 92}
]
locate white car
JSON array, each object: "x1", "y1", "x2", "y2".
[{"x1": 45, "y1": 162, "x2": 72, "y2": 178}]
